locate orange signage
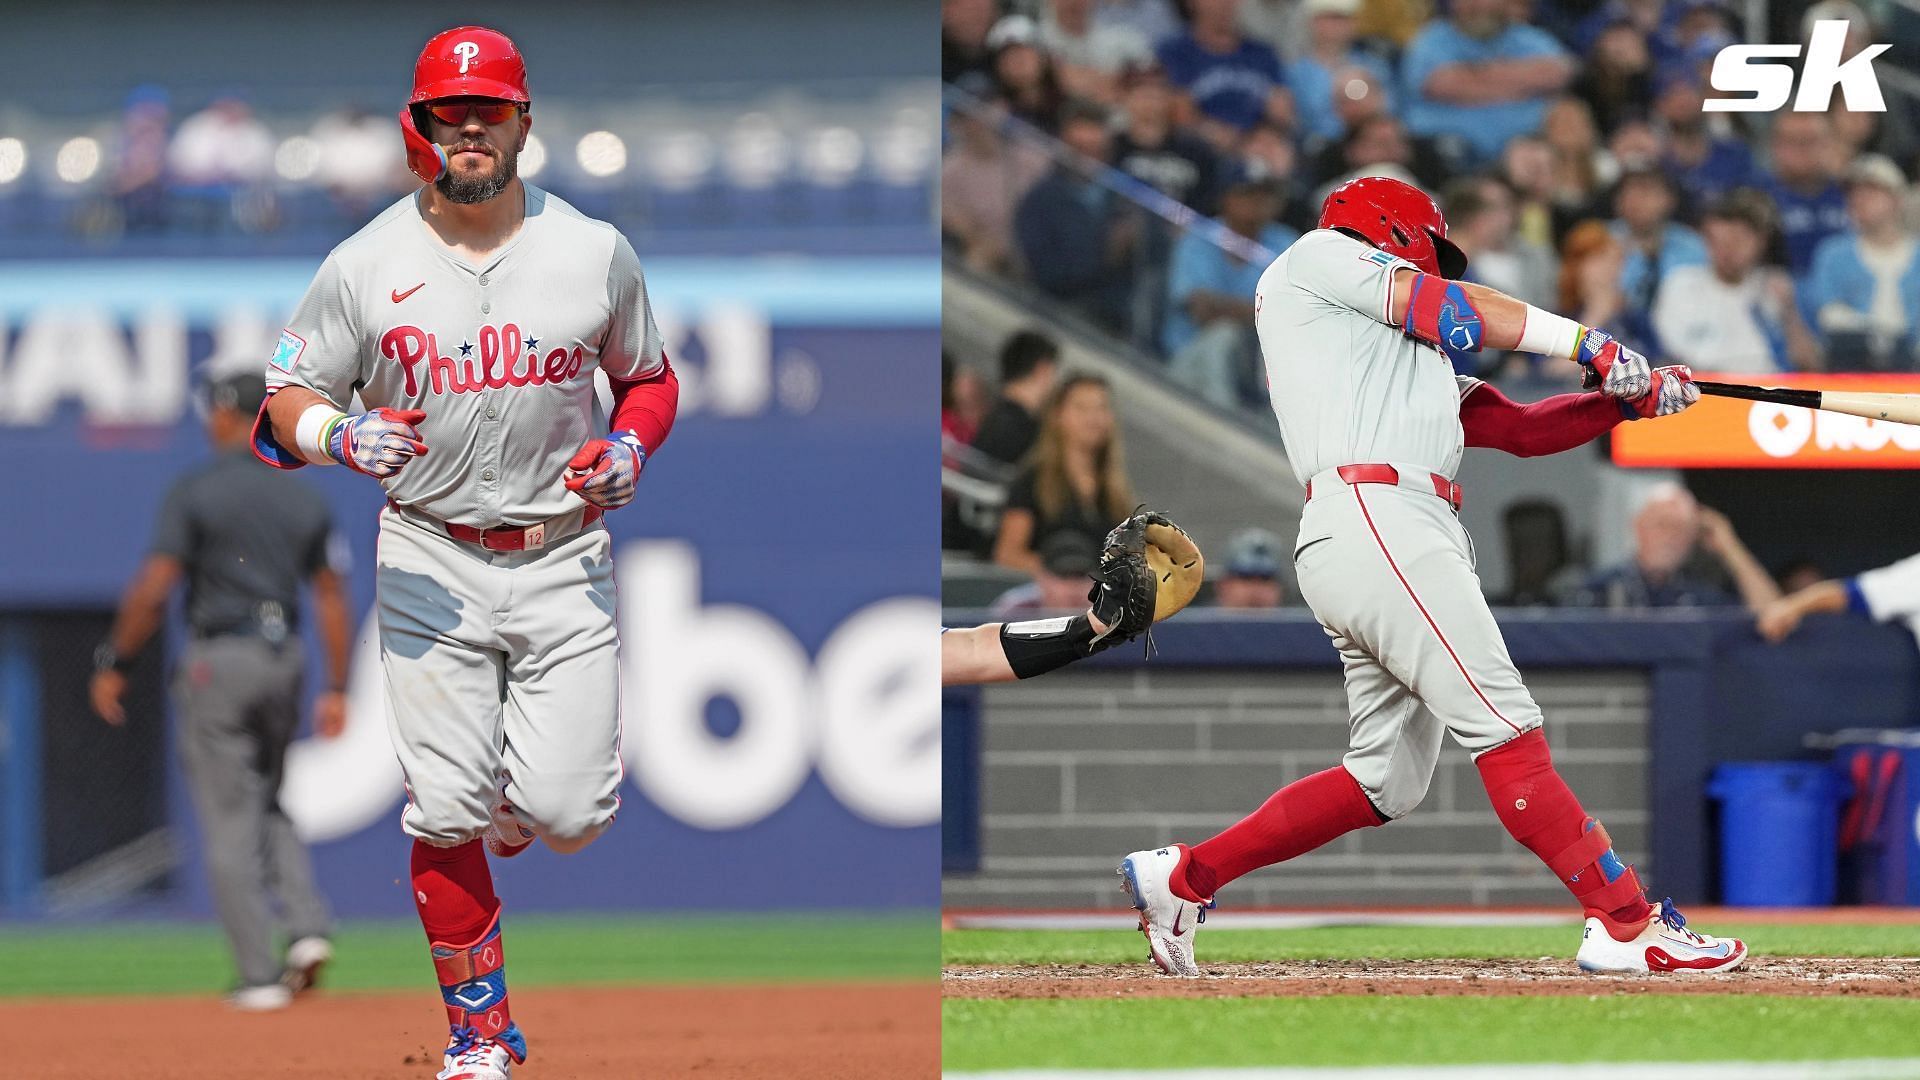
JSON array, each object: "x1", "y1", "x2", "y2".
[{"x1": 1611, "y1": 372, "x2": 1920, "y2": 469}]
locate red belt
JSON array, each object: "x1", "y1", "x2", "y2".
[
  {"x1": 1304, "y1": 463, "x2": 1463, "y2": 512},
  {"x1": 391, "y1": 500, "x2": 602, "y2": 552}
]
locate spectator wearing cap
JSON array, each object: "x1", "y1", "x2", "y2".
[
  {"x1": 994, "y1": 374, "x2": 1137, "y2": 578},
  {"x1": 90, "y1": 371, "x2": 348, "y2": 1008},
  {"x1": 973, "y1": 330, "x2": 1064, "y2": 469},
  {"x1": 1164, "y1": 167, "x2": 1299, "y2": 408},
  {"x1": 1213, "y1": 528, "x2": 1288, "y2": 608},
  {"x1": 943, "y1": 103, "x2": 1053, "y2": 276},
  {"x1": 1652, "y1": 189, "x2": 1824, "y2": 371},
  {"x1": 988, "y1": 17, "x2": 1068, "y2": 134},
  {"x1": 1013, "y1": 102, "x2": 1141, "y2": 328},
  {"x1": 1400, "y1": 0, "x2": 1573, "y2": 167},
  {"x1": 1610, "y1": 165, "x2": 1707, "y2": 355},
  {"x1": 1285, "y1": 0, "x2": 1395, "y2": 145},
  {"x1": 989, "y1": 532, "x2": 1103, "y2": 618},
  {"x1": 1656, "y1": 65, "x2": 1758, "y2": 211},
  {"x1": 1761, "y1": 112, "x2": 1851, "y2": 278},
  {"x1": 1113, "y1": 74, "x2": 1223, "y2": 215},
  {"x1": 1040, "y1": 0, "x2": 1157, "y2": 106},
  {"x1": 1155, "y1": 0, "x2": 1292, "y2": 151},
  {"x1": 1802, "y1": 155, "x2": 1920, "y2": 372}
]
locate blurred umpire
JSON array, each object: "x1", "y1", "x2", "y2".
[{"x1": 89, "y1": 371, "x2": 349, "y2": 1011}]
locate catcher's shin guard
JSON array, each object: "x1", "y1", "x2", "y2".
[{"x1": 430, "y1": 912, "x2": 527, "y2": 1065}]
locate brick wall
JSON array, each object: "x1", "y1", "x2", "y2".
[{"x1": 943, "y1": 668, "x2": 1650, "y2": 910}]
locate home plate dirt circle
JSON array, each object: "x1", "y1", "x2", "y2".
[{"x1": 942, "y1": 958, "x2": 1920, "y2": 999}]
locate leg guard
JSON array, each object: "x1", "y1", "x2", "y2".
[
  {"x1": 430, "y1": 912, "x2": 527, "y2": 1065},
  {"x1": 1474, "y1": 728, "x2": 1651, "y2": 927}
]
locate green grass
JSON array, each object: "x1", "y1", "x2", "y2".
[
  {"x1": 0, "y1": 912, "x2": 935, "y2": 997},
  {"x1": 944, "y1": 924, "x2": 1920, "y2": 965},
  {"x1": 942, "y1": 996, "x2": 1920, "y2": 1071}
]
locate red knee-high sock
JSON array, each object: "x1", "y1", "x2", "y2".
[
  {"x1": 1174, "y1": 766, "x2": 1387, "y2": 902},
  {"x1": 1474, "y1": 729, "x2": 1653, "y2": 940},
  {"x1": 411, "y1": 838, "x2": 499, "y2": 945},
  {"x1": 410, "y1": 839, "x2": 525, "y2": 1061}
]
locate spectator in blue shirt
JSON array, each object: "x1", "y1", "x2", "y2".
[
  {"x1": 1609, "y1": 165, "x2": 1708, "y2": 357},
  {"x1": 1014, "y1": 103, "x2": 1140, "y2": 329},
  {"x1": 1286, "y1": 0, "x2": 1395, "y2": 145},
  {"x1": 1761, "y1": 111, "x2": 1850, "y2": 278},
  {"x1": 1400, "y1": 0, "x2": 1573, "y2": 167},
  {"x1": 1802, "y1": 155, "x2": 1920, "y2": 372},
  {"x1": 1156, "y1": 0, "x2": 1291, "y2": 150},
  {"x1": 1164, "y1": 169, "x2": 1299, "y2": 408},
  {"x1": 1655, "y1": 66, "x2": 1756, "y2": 212}
]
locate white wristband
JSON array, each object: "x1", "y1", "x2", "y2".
[
  {"x1": 1516, "y1": 306, "x2": 1586, "y2": 361},
  {"x1": 294, "y1": 403, "x2": 348, "y2": 466}
]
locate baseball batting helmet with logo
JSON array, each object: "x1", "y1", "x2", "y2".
[
  {"x1": 400, "y1": 26, "x2": 530, "y2": 184},
  {"x1": 1318, "y1": 176, "x2": 1467, "y2": 279}
]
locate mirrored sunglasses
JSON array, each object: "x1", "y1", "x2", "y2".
[{"x1": 426, "y1": 102, "x2": 519, "y2": 126}]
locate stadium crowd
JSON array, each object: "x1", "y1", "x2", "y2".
[{"x1": 942, "y1": 0, "x2": 1920, "y2": 410}]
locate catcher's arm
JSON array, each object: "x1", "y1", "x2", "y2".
[{"x1": 940, "y1": 609, "x2": 1118, "y2": 687}]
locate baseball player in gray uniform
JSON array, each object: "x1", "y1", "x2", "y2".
[
  {"x1": 250, "y1": 27, "x2": 678, "y2": 1080},
  {"x1": 1120, "y1": 177, "x2": 1749, "y2": 978}
]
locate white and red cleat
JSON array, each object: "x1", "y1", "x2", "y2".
[
  {"x1": 438, "y1": 1027, "x2": 520, "y2": 1080},
  {"x1": 483, "y1": 772, "x2": 535, "y2": 859},
  {"x1": 1576, "y1": 897, "x2": 1747, "y2": 974},
  {"x1": 1117, "y1": 845, "x2": 1210, "y2": 976}
]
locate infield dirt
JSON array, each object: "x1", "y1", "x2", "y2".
[
  {"x1": 944, "y1": 957, "x2": 1920, "y2": 1000},
  {"x1": 7, "y1": 981, "x2": 937, "y2": 1079}
]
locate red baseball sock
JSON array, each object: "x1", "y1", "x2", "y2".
[
  {"x1": 1174, "y1": 766, "x2": 1386, "y2": 902},
  {"x1": 411, "y1": 838, "x2": 499, "y2": 947},
  {"x1": 1475, "y1": 728, "x2": 1653, "y2": 940}
]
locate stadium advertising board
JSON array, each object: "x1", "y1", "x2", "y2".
[{"x1": 1612, "y1": 372, "x2": 1920, "y2": 468}]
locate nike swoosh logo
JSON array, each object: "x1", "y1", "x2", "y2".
[
  {"x1": 1171, "y1": 908, "x2": 1187, "y2": 937},
  {"x1": 391, "y1": 283, "x2": 425, "y2": 303}
]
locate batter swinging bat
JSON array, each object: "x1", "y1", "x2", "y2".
[{"x1": 1693, "y1": 380, "x2": 1920, "y2": 427}]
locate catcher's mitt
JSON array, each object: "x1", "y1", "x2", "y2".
[{"x1": 1088, "y1": 508, "x2": 1205, "y2": 650}]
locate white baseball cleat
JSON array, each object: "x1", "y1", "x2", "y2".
[
  {"x1": 228, "y1": 983, "x2": 293, "y2": 1011},
  {"x1": 1576, "y1": 897, "x2": 1747, "y2": 974},
  {"x1": 1117, "y1": 845, "x2": 1210, "y2": 976},
  {"x1": 483, "y1": 772, "x2": 535, "y2": 859},
  {"x1": 282, "y1": 935, "x2": 332, "y2": 993},
  {"x1": 438, "y1": 1029, "x2": 518, "y2": 1080}
]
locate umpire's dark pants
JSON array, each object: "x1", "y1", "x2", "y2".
[{"x1": 174, "y1": 636, "x2": 333, "y2": 988}]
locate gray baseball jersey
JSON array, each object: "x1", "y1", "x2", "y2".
[
  {"x1": 1254, "y1": 227, "x2": 1543, "y2": 819},
  {"x1": 1253, "y1": 229, "x2": 1468, "y2": 486},
  {"x1": 266, "y1": 183, "x2": 665, "y2": 528}
]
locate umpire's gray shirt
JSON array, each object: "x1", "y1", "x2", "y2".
[{"x1": 152, "y1": 449, "x2": 337, "y2": 638}]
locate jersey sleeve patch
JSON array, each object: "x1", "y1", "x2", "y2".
[
  {"x1": 268, "y1": 329, "x2": 308, "y2": 373},
  {"x1": 1359, "y1": 249, "x2": 1397, "y2": 267}
]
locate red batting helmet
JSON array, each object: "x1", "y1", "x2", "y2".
[
  {"x1": 400, "y1": 26, "x2": 530, "y2": 184},
  {"x1": 1318, "y1": 176, "x2": 1467, "y2": 279}
]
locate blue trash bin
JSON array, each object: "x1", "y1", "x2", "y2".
[{"x1": 1708, "y1": 762, "x2": 1846, "y2": 906}]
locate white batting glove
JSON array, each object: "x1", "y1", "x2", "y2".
[
  {"x1": 326, "y1": 408, "x2": 429, "y2": 477},
  {"x1": 563, "y1": 431, "x2": 647, "y2": 509},
  {"x1": 1624, "y1": 365, "x2": 1700, "y2": 419},
  {"x1": 1576, "y1": 329, "x2": 1652, "y2": 402}
]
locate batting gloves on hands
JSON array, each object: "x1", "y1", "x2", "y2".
[
  {"x1": 1624, "y1": 365, "x2": 1700, "y2": 419},
  {"x1": 327, "y1": 408, "x2": 429, "y2": 477},
  {"x1": 564, "y1": 431, "x2": 647, "y2": 509},
  {"x1": 1576, "y1": 329, "x2": 1652, "y2": 402}
]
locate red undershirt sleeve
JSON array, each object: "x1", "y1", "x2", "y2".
[
  {"x1": 608, "y1": 354, "x2": 679, "y2": 453},
  {"x1": 1459, "y1": 380, "x2": 1627, "y2": 458}
]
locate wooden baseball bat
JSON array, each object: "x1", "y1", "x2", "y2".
[{"x1": 1694, "y1": 380, "x2": 1920, "y2": 427}]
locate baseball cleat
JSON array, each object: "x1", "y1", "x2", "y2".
[
  {"x1": 1117, "y1": 845, "x2": 1210, "y2": 976},
  {"x1": 1576, "y1": 897, "x2": 1747, "y2": 974},
  {"x1": 228, "y1": 983, "x2": 293, "y2": 1011},
  {"x1": 438, "y1": 1025, "x2": 522, "y2": 1080},
  {"x1": 282, "y1": 935, "x2": 332, "y2": 993},
  {"x1": 483, "y1": 773, "x2": 535, "y2": 859}
]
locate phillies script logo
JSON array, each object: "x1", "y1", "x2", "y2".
[{"x1": 381, "y1": 322, "x2": 585, "y2": 396}]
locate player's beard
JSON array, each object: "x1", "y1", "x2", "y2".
[{"x1": 437, "y1": 142, "x2": 519, "y2": 204}]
